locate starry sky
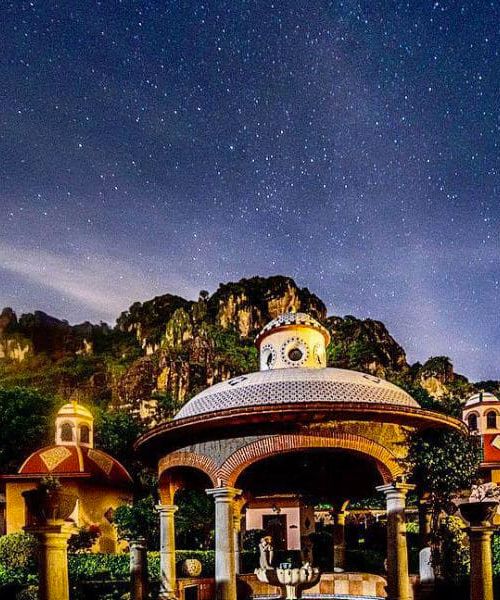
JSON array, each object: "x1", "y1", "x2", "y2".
[{"x1": 0, "y1": 1, "x2": 498, "y2": 380}]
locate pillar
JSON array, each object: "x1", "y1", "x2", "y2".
[
  {"x1": 468, "y1": 525, "x2": 495, "y2": 600},
  {"x1": 24, "y1": 522, "x2": 73, "y2": 600},
  {"x1": 233, "y1": 512, "x2": 241, "y2": 575},
  {"x1": 376, "y1": 482, "x2": 415, "y2": 600},
  {"x1": 333, "y1": 510, "x2": 347, "y2": 571},
  {"x1": 206, "y1": 486, "x2": 242, "y2": 600},
  {"x1": 130, "y1": 537, "x2": 148, "y2": 600},
  {"x1": 157, "y1": 504, "x2": 178, "y2": 600},
  {"x1": 417, "y1": 497, "x2": 432, "y2": 548}
]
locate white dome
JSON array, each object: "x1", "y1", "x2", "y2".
[
  {"x1": 175, "y1": 367, "x2": 418, "y2": 420},
  {"x1": 465, "y1": 392, "x2": 499, "y2": 407}
]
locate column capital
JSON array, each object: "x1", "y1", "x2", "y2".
[
  {"x1": 206, "y1": 486, "x2": 242, "y2": 501},
  {"x1": 24, "y1": 521, "x2": 75, "y2": 538},
  {"x1": 376, "y1": 482, "x2": 415, "y2": 497},
  {"x1": 156, "y1": 504, "x2": 178, "y2": 515},
  {"x1": 468, "y1": 525, "x2": 496, "y2": 537}
]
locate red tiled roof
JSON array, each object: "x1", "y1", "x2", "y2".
[{"x1": 18, "y1": 445, "x2": 133, "y2": 487}]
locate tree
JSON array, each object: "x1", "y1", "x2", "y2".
[
  {"x1": 94, "y1": 409, "x2": 154, "y2": 491},
  {"x1": 114, "y1": 495, "x2": 159, "y2": 549},
  {"x1": 175, "y1": 489, "x2": 215, "y2": 549},
  {"x1": 405, "y1": 386, "x2": 481, "y2": 579},
  {"x1": 0, "y1": 387, "x2": 55, "y2": 472}
]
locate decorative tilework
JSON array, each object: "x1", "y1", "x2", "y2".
[
  {"x1": 40, "y1": 446, "x2": 72, "y2": 471},
  {"x1": 175, "y1": 367, "x2": 418, "y2": 420},
  {"x1": 88, "y1": 449, "x2": 114, "y2": 475}
]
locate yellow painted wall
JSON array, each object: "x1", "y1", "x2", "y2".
[{"x1": 5, "y1": 480, "x2": 132, "y2": 553}]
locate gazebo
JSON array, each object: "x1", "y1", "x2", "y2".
[{"x1": 136, "y1": 313, "x2": 466, "y2": 600}]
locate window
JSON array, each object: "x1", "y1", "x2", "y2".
[
  {"x1": 60, "y1": 422, "x2": 74, "y2": 442},
  {"x1": 468, "y1": 414, "x2": 478, "y2": 431},
  {"x1": 487, "y1": 411, "x2": 497, "y2": 429},
  {"x1": 80, "y1": 425, "x2": 90, "y2": 444}
]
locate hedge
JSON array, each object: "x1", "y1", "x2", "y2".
[{"x1": 68, "y1": 551, "x2": 216, "y2": 581}]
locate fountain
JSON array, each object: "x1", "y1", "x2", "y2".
[{"x1": 255, "y1": 564, "x2": 321, "y2": 600}]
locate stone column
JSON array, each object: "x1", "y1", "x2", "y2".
[
  {"x1": 130, "y1": 537, "x2": 148, "y2": 600},
  {"x1": 24, "y1": 522, "x2": 73, "y2": 600},
  {"x1": 333, "y1": 510, "x2": 347, "y2": 571},
  {"x1": 206, "y1": 486, "x2": 242, "y2": 600},
  {"x1": 376, "y1": 482, "x2": 415, "y2": 600},
  {"x1": 233, "y1": 512, "x2": 241, "y2": 575},
  {"x1": 468, "y1": 526, "x2": 495, "y2": 600},
  {"x1": 157, "y1": 504, "x2": 178, "y2": 600}
]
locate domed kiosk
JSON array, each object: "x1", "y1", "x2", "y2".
[
  {"x1": 2, "y1": 401, "x2": 133, "y2": 553},
  {"x1": 136, "y1": 313, "x2": 466, "y2": 600}
]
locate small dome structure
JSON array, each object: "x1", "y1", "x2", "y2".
[
  {"x1": 55, "y1": 401, "x2": 94, "y2": 448},
  {"x1": 464, "y1": 392, "x2": 499, "y2": 407}
]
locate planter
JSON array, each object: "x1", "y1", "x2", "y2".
[
  {"x1": 22, "y1": 488, "x2": 77, "y2": 525},
  {"x1": 180, "y1": 558, "x2": 203, "y2": 578},
  {"x1": 459, "y1": 501, "x2": 498, "y2": 526}
]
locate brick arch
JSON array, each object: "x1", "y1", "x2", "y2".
[
  {"x1": 218, "y1": 433, "x2": 403, "y2": 486},
  {"x1": 158, "y1": 451, "x2": 218, "y2": 487}
]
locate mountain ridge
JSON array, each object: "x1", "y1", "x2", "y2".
[{"x1": 0, "y1": 276, "x2": 494, "y2": 423}]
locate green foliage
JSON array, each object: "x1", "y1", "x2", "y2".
[
  {"x1": 113, "y1": 496, "x2": 159, "y2": 549},
  {"x1": 205, "y1": 325, "x2": 258, "y2": 374},
  {"x1": 401, "y1": 383, "x2": 463, "y2": 418},
  {"x1": 68, "y1": 526, "x2": 101, "y2": 553},
  {"x1": 0, "y1": 533, "x2": 37, "y2": 571},
  {"x1": 0, "y1": 387, "x2": 55, "y2": 472},
  {"x1": 94, "y1": 409, "x2": 146, "y2": 476},
  {"x1": 406, "y1": 429, "x2": 480, "y2": 500},
  {"x1": 175, "y1": 489, "x2": 215, "y2": 549},
  {"x1": 67, "y1": 551, "x2": 215, "y2": 581},
  {"x1": 436, "y1": 516, "x2": 470, "y2": 583},
  {"x1": 405, "y1": 424, "x2": 480, "y2": 582},
  {"x1": 241, "y1": 529, "x2": 265, "y2": 552},
  {"x1": 492, "y1": 531, "x2": 500, "y2": 575},
  {"x1": 16, "y1": 585, "x2": 38, "y2": 600}
]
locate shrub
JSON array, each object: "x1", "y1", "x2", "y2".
[
  {"x1": 68, "y1": 550, "x2": 215, "y2": 582},
  {"x1": 437, "y1": 515, "x2": 469, "y2": 583},
  {"x1": 0, "y1": 533, "x2": 37, "y2": 570},
  {"x1": 16, "y1": 585, "x2": 38, "y2": 600}
]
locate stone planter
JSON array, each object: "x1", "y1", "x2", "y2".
[
  {"x1": 180, "y1": 558, "x2": 203, "y2": 577},
  {"x1": 22, "y1": 488, "x2": 77, "y2": 525},
  {"x1": 459, "y1": 501, "x2": 498, "y2": 526}
]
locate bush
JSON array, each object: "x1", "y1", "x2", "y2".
[
  {"x1": 68, "y1": 550, "x2": 215, "y2": 582},
  {"x1": 437, "y1": 516, "x2": 469, "y2": 583},
  {"x1": 0, "y1": 533, "x2": 37, "y2": 570}
]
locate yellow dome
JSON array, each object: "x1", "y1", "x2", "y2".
[{"x1": 57, "y1": 401, "x2": 93, "y2": 420}]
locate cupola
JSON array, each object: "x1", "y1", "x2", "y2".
[
  {"x1": 255, "y1": 312, "x2": 330, "y2": 370},
  {"x1": 55, "y1": 401, "x2": 94, "y2": 448}
]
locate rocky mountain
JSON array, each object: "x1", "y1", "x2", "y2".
[{"x1": 0, "y1": 275, "x2": 482, "y2": 423}]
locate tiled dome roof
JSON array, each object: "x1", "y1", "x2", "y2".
[
  {"x1": 255, "y1": 312, "x2": 330, "y2": 347},
  {"x1": 175, "y1": 367, "x2": 418, "y2": 420},
  {"x1": 19, "y1": 445, "x2": 132, "y2": 487}
]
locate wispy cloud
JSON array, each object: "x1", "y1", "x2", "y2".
[{"x1": 0, "y1": 242, "x2": 199, "y2": 322}]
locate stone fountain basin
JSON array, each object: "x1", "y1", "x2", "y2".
[{"x1": 255, "y1": 567, "x2": 321, "y2": 600}]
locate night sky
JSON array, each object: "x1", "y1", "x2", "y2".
[{"x1": 0, "y1": 1, "x2": 498, "y2": 380}]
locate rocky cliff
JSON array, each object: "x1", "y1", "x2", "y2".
[{"x1": 0, "y1": 275, "x2": 481, "y2": 423}]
